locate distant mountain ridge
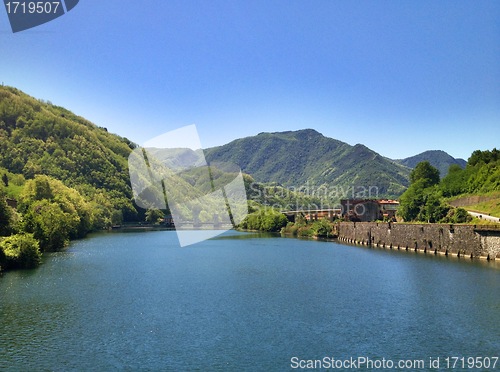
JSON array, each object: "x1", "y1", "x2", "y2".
[
  {"x1": 396, "y1": 150, "x2": 466, "y2": 177},
  {"x1": 205, "y1": 129, "x2": 411, "y2": 198},
  {"x1": 0, "y1": 86, "x2": 466, "y2": 203},
  {"x1": 205, "y1": 130, "x2": 468, "y2": 198}
]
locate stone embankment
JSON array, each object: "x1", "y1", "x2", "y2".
[
  {"x1": 336, "y1": 222, "x2": 500, "y2": 260},
  {"x1": 448, "y1": 195, "x2": 497, "y2": 208}
]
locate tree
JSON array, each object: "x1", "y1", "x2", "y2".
[
  {"x1": 23, "y1": 199, "x2": 78, "y2": 251},
  {"x1": 2, "y1": 173, "x2": 8, "y2": 187},
  {"x1": 397, "y1": 179, "x2": 427, "y2": 221},
  {"x1": 440, "y1": 164, "x2": 469, "y2": 197},
  {"x1": 239, "y1": 208, "x2": 288, "y2": 232},
  {"x1": 111, "y1": 210, "x2": 123, "y2": 226},
  {"x1": 453, "y1": 208, "x2": 472, "y2": 223},
  {"x1": 410, "y1": 161, "x2": 440, "y2": 187},
  {"x1": 468, "y1": 148, "x2": 499, "y2": 166},
  {"x1": 0, "y1": 191, "x2": 13, "y2": 236},
  {"x1": 417, "y1": 189, "x2": 449, "y2": 223},
  {"x1": 448, "y1": 164, "x2": 463, "y2": 174},
  {"x1": 0, "y1": 233, "x2": 41, "y2": 269},
  {"x1": 399, "y1": 162, "x2": 443, "y2": 222},
  {"x1": 313, "y1": 218, "x2": 333, "y2": 237},
  {"x1": 145, "y1": 208, "x2": 164, "y2": 224},
  {"x1": 20, "y1": 177, "x2": 88, "y2": 250},
  {"x1": 260, "y1": 210, "x2": 288, "y2": 231},
  {"x1": 33, "y1": 175, "x2": 53, "y2": 201}
]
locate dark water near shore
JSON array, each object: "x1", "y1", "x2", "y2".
[{"x1": 0, "y1": 231, "x2": 499, "y2": 370}]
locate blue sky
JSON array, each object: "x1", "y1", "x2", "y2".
[{"x1": 1, "y1": 0, "x2": 498, "y2": 160}]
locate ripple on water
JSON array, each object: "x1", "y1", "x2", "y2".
[{"x1": 0, "y1": 231, "x2": 499, "y2": 370}]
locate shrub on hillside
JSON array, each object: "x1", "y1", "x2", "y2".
[
  {"x1": 0, "y1": 233, "x2": 41, "y2": 269},
  {"x1": 239, "y1": 208, "x2": 288, "y2": 232},
  {"x1": 442, "y1": 208, "x2": 472, "y2": 224}
]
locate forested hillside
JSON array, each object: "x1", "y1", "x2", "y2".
[
  {"x1": 1, "y1": 85, "x2": 496, "y2": 270},
  {"x1": 398, "y1": 149, "x2": 500, "y2": 223},
  {"x1": 0, "y1": 86, "x2": 138, "y2": 217},
  {"x1": 0, "y1": 87, "x2": 325, "y2": 269},
  {"x1": 0, "y1": 86, "x2": 142, "y2": 269},
  {"x1": 205, "y1": 129, "x2": 411, "y2": 198}
]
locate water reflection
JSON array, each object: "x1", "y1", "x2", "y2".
[{"x1": 1, "y1": 231, "x2": 498, "y2": 370}]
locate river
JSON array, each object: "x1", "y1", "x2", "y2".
[{"x1": 0, "y1": 230, "x2": 499, "y2": 370}]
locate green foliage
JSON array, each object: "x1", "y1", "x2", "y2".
[
  {"x1": 399, "y1": 161, "x2": 445, "y2": 222},
  {"x1": 0, "y1": 191, "x2": 14, "y2": 236},
  {"x1": 244, "y1": 178, "x2": 325, "y2": 211},
  {"x1": 111, "y1": 210, "x2": 124, "y2": 226},
  {"x1": 297, "y1": 226, "x2": 315, "y2": 237},
  {"x1": 399, "y1": 151, "x2": 500, "y2": 222},
  {"x1": 23, "y1": 199, "x2": 74, "y2": 251},
  {"x1": 468, "y1": 148, "x2": 499, "y2": 167},
  {"x1": 0, "y1": 87, "x2": 146, "y2": 264},
  {"x1": 282, "y1": 218, "x2": 334, "y2": 238},
  {"x1": 467, "y1": 161, "x2": 500, "y2": 194},
  {"x1": 281, "y1": 221, "x2": 300, "y2": 236},
  {"x1": 311, "y1": 218, "x2": 334, "y2": 237},
  {"x1": 0, "y1": 166, "x2": 25, "y2": 198},
  {"x1": 440, "y1": 149, "x2": 500, "y2": 197},
  {"x1": 397, "y1": 179, "x2": 427, "y2": 221},
  {"x1": 440, "y1": 164, "x2": 471, "y2": 197},
  {"x1": 399, "y1": 177, "x2": 450, "y2": 223},
  {"x1": 239, "y1": 208, "x2": 288, "y2": 232},
  {"x1": 0, "y1": 86, "x2": 138, "y2": 222},
  {"x1": 410, "y1": 161, "x2": 440, "y2": 187},
  {"x1": 0, "y1": 233, "x2": 41, "y2": 269},
  {"x1": 19, "y1": 176, "x2": 95, "y2": 250},
  {"x1": 416, "y1": 189, "x2": 450, "y2": 223},
  {"x1": 205, "y1": 129, "x2": 410, "y2": 199},
  {"x1": 442, "y1": 208, "x2": 472, "y2": 224},
  {"x1": 145, "y1": 208, "x2": 164, "y2": 224},
  {"x1": 398, "y1": 150, "x2": 466, "y2": 177}
]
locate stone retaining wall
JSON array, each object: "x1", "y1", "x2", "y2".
[
  {"x1": 336, "y1": 222, "x2": 500, "y2": 260},
  {"x1": 448, "y1": 195, "x2": 497, "y2": 208}
]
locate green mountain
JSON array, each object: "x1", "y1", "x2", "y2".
[
  {"x1": 0, "y1": 87, "x2": 322, "y2": 232},
  {"x1": 205, "y1": 129, "x2": 411, "y2": 198},
  {"x1": 396, "y1": 150, "x2": 466, "y2": 177},
  {"x1": 398, "y1": 149, "x2": 500, "y2": 223},
  {"x1": 2, "y1": 86, "x2": 495, "y2": 269},
  {"x1": 0, "y1": 86, "x2": 138, "y2": 220}
]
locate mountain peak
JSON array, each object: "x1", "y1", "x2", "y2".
[
  {"x1": 257, "y1": 128, "x2": 322, "y2": 137},
  {"x1": 205, "y1": 129, "x2": 410, "y2": 197},
  {"x1": 397, "y1": 150, "x2": 466, "y2": 177}
]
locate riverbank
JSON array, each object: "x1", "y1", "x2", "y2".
[
  {"x1": 2, "y1": 230, "x2": 499, "y2": 370},
  {"x1": 336, "y1": 222, "x2": 500, "y2": 261},
  {"x1": 278, "y1": 219, "x2": 500, "y2": 261}
]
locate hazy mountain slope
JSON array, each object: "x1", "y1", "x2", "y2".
[
  {"x1": 396, "y1": 150, "x2": 466, "y2": 177},
  {"x1": 205, "y1": 129, "x2": 411, "y2": 198}
]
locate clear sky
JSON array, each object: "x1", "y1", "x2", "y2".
[{"x1": 1, "y1": 0, "x2": 498, "y2": 160}]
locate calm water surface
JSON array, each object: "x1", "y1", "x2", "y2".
[{"x1": 0, "y1": 230, "x2": 499, "y2": 371}]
